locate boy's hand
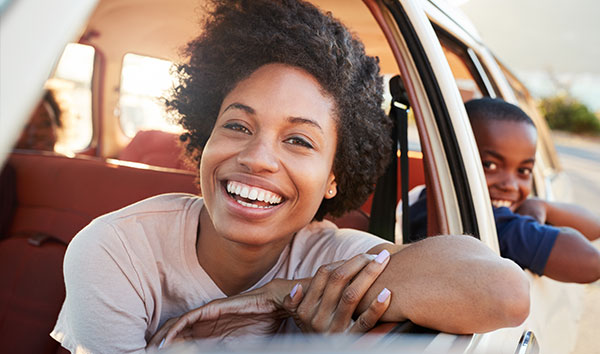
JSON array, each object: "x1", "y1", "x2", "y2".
[{"x1": 515, "y1": 198, "x2": 548, "y2": 224}]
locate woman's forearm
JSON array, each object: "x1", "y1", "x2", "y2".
[{"x1": 360, "y1": 235, "x2": 530, "y2": 334}]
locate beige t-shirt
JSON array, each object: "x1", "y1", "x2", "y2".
[{"x1": 51, "y1": 193, "x2": 386, "y2": 353}]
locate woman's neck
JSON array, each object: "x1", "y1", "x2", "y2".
[{"x1": 196, "y1": 206, "x2": 293, "y2": 296}]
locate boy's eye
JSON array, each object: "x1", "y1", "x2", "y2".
[
  {"x1": 284, "y1": 136, "x2": 314, "y2": 149},
  {"x1": 223, "y1": 122, "x2": 251, "y2": 134},
  {"x1": 518, "y1": 167, "x2": 532, "y2": 176},
  {"x1": 482, "y1": 161, "x2": 497, "y2": 171}
]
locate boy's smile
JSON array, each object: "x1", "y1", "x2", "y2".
[{"x1": 471, "y1": 119, "x2": 538, "y2": 211}]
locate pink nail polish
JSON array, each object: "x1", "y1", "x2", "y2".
[
  {"x1": 377, "y1": 288, "x2": 391, "y2": 303},
  {"x1": 290, "y1": 283, "x2": 300, "y2": 298},
  {"x1": 375, "y1": 249, "x2": 390, "y2": 264}
]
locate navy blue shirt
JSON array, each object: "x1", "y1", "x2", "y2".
[{"x1": 407, "y1": 190, "x2": 559, "y2": 275}]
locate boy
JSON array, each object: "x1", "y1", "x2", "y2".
[{"x1": 406, "y1": 97, "x2": 600, "y2": 283}]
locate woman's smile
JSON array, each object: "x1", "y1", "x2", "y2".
[{"x1": 226, "y1": 180, "x2": 283, "y2": 208}]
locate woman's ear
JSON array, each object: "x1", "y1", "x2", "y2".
[{"x1": 324, "y1": 173, "x2": 337, "y2": 199}]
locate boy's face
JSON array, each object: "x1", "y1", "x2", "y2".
[{"x1": 471, "y1": 119, "x2": 537, "y2": 211}]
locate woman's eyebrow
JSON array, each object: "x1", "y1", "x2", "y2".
[
  {"x1": 223, "y1": 102, "x2": 255, "y2": 114},
  {"x1": 288, "y1": 116, "x2": 323, "y2": 133}
]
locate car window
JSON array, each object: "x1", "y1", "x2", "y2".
[
  {"x1": 44, "y1": 43, "x2": 95, "y2": 154},
  {"x1": 118, "y1": 53, "x2": 182, "y2": 138},
  {"x1": 433, "y1": 27, "x2": 494, "y2": 102},
  {"x1": 497, "y1": 62, "x2": 559, "y2": 174}
]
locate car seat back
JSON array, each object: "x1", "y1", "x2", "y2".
[{"x1": 0, "y1": 151, "x2": 198, "y2": 354}]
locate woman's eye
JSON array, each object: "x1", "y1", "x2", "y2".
[
  {"x1": 223, "y1": 122, "x2": 251, "y2": 134},
  {"x1": 285, "y1": 136, "x2": 314, "y2": 149},
  {"x1": 482, "y1": 161, "x2": 497, "y2": 171}
]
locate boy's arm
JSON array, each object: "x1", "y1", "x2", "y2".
[
  {"x1": 517, "y1": 198, "x2": 600, "y2": 241},
  {"x1": 543, "y1": 227, "x2": 600, "y2": 283}
]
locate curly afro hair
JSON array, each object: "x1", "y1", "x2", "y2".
[{"x1": 166, "y1": 0, "x2": 393, "y2": 220}]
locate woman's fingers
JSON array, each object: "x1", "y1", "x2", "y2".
[
  {"x1": 309, "y1": 253, "x2": 378, "y2": 331},
  {"x1": 348, "y1": 287, "x2": 392, "y2": 333},
  {"x1": 295, "y1": 250, "x2": 391, "y2": 333},
  {"x1": 147, "y1": 316, "x2": 180, "y2": 349},
  {"x1": 296, "y1": 260, "x2": 344, "y2": 325},
  {"x1": 327, "y1": 250, "x2": 391, "y2": 331}
]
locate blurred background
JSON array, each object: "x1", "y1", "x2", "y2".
[{"x1": 455, "y1": 0, "x2": 600, "y2": 136}]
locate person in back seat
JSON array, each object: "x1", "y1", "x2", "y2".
[
  {"x1": 406, "y1": 98, "x2": 600, "y2": 283},
  {"x1": 15, "y1": 90, "x2": 61, "y2": 151},
  {"x1": 50, "y1": 2, "x2": 530, "y2": 352},
  {"x1": 1, "y1": 90, "x2": 62, "y2": 236}
]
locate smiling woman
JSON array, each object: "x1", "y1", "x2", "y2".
[{"x1": 49, "y1": 0, "x2": 530, "y2": 352}]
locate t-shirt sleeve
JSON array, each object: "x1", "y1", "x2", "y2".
[
  {"x1": 494, "y1": 207, "x2": 560, "y2": 275},
  {"x1": 291, "y1": 221, "x2": 390, "y2": 279},
  {"x1": 51, "y1": 219, "x2": 150, "y2": 353}
]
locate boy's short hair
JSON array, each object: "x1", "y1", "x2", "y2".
[{"x1": 465, "y1": 97, "x2": 535, "y2": 128}]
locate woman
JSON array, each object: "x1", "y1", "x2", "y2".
[{"x1": 51, "y1": 0, "x2": 529, "y2": 352}]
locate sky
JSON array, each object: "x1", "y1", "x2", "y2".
[{"x1": 452, "y1": 0, "x2": 600, "y2": 112}]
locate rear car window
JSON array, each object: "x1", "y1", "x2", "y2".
[{"x1": 118, "y1": 53, "x2": 182, "y2": 138}]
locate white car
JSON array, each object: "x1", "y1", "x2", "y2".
[{"x1": 0, "y1": 0, "x2": 582, "y2": 353}]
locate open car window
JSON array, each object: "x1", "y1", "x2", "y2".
[
  {"x1": 118, "y1": 53, "x2": 182, "y2": 138},
  {"x1": 24, "y1": 43, "x2": 95, "y2": 155}
]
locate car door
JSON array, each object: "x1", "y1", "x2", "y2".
[{"x1": 419, "y1": 1, "x2": 584, "y2": 353}]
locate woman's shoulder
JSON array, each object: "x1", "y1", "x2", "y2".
[
  {"x1": 67, "y1": 193, "x2": 203, "y2": 263},
  {"x1": 290, "y1": 220, "x2": 387, "y2": 268},
  {"x1": 102, "y1": 193, "x2": 202, "y2": 221}
]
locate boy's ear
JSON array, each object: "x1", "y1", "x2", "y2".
[{"x1": 324, "y1": 173, "x2": 337, "y2": 199}]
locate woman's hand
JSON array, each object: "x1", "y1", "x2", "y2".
[
  {"x1": 285, "y1": 250, "x2": 392, "y2": 333},
  {"x1": 148, "y1": 251, "x2": 391, "y2": 349},
  {"x1": 148, "y1": 279, "x2": 305, "y2": 349}
]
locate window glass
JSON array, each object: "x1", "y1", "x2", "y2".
[
  {"x1": 433, "y1": 28, "x2": 490, "y2": 102},
  {"x1": 118, "y1": 53, "x2": 182, "y2": 138},
  {"x1": 47, "y1": 43, "x2": 95, "y2": 153},
  {"x1": 498, "y1": 63, "x2": 558, "y2": 172}
]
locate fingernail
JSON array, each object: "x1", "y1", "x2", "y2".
[
  {"x1": 374, "y1": 249, "x2": 390, "y2": 264},
  {"x1": 159, "y1": 338, "x2": 166, "y2": 349},
  {"x1": 377, "y1": 288, "x2": 391, "y2": 303},
  {"x1": 290, "y1": 283, "x2": 300, "y2": 298}
]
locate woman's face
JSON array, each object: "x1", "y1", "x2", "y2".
[{"x1": 200, "y1": 63, "x2": 338, "y2": 246}]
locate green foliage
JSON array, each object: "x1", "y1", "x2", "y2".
[{"x1": 539, "y1": 95, "x2": 600, "y2": 135}]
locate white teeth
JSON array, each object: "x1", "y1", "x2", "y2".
[
  {"x1": 248, "y1": 189, "x2": 258, "y2": 200},
  {"x1": 226, "y1": 181, "x2": 283, "y2": 206},
  {"x1": 236, "y1": 199, "x2": 274, "y2": 209},
  {"x1": 492, "y1": 200, "x2": 512, "y2": 208}
]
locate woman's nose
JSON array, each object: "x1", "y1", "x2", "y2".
[{"x1": 236, "y1": 138, "x2": 280, "y2": 173}]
